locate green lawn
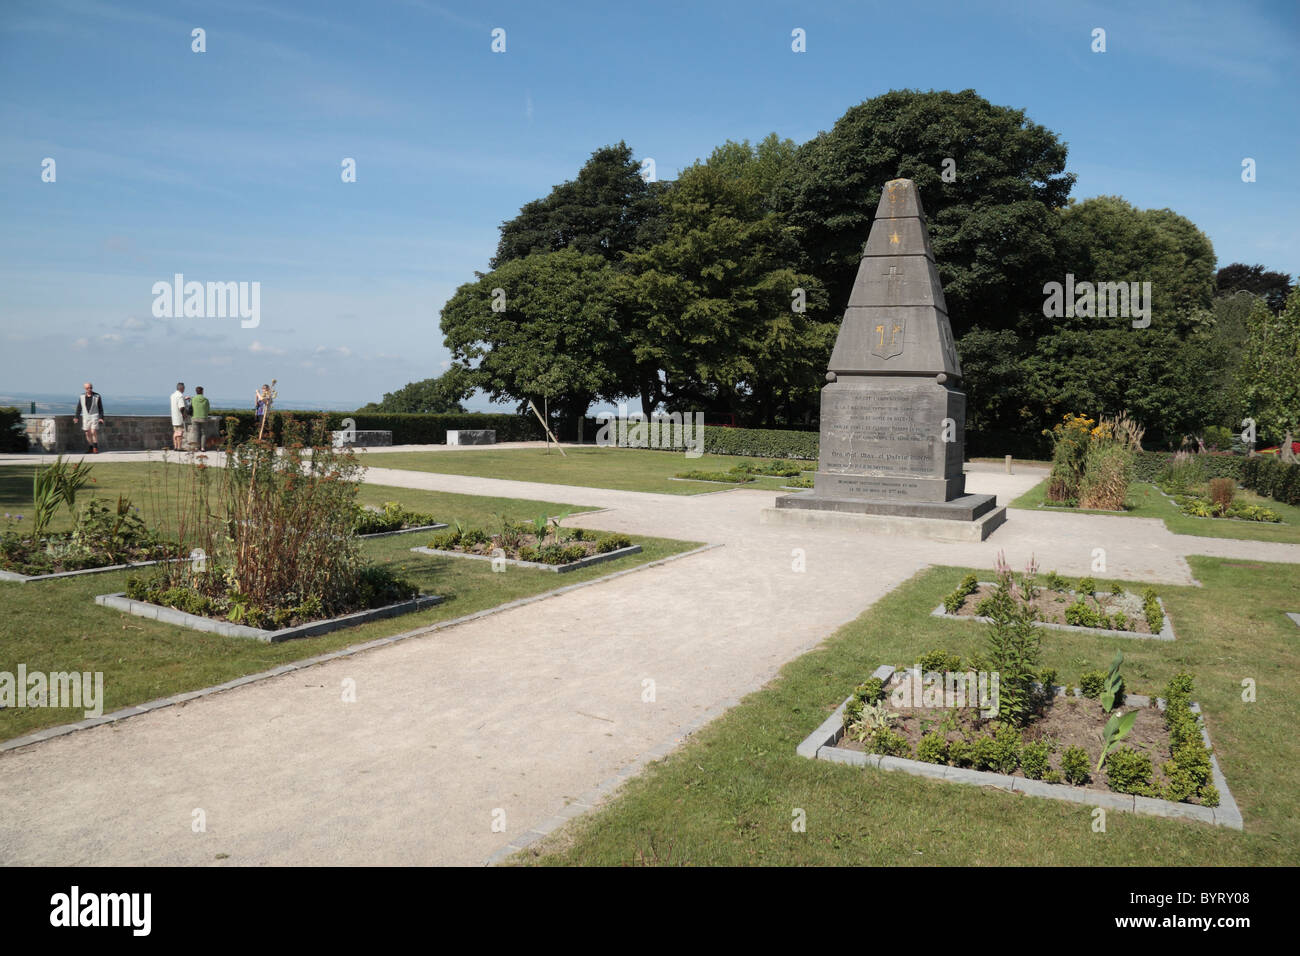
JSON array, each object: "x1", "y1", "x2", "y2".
[
  {"x1": 1010, "y1": 479, "x2": 1300, "y2": 545},
  {"x1": 0, "y1": 463, "x2": 701, "y2": 743},
  {"x1": 518, "y1": 557, "x2": 1300, "y2": 866},
  {"x1": 363, "y1": 446, "x2": 812, "y2": 495}
]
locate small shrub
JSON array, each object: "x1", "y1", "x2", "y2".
[
  {"x1": 1043, "y1": 570, "x2": 1069, "y2": 591},
  {"x1": 947, "y1": 737, "x2": 974, "y2": 768},
  {"x1": 1038, "y1": 668, "x2": 1058, "y2": 693},
  {"x1": 1079, "y1": 671, "x2": 1106, "y2": 699},
  {"x1": 916, "y1": 732, "x2": 949, "y2": 765},
  {"x1": 1061, "y1": 746, "x2": 1091, "y2": 785},
  {"x1": 596, "y1": 533, "x2": 632, "y2": 553},
  {"x1": 1142, "y1": 589, "x2": 1164, "y2": 632},
  {"x1": 842, "y1": 696, "x2": 864, "y2": 731},
  {"x1": 1105, "y1": 746, "x2": 1155, "y2": 795},
  {"x1": 1020, "y1": 738, "x2": 1054, "y2": 780},
  {"x1": 988, "y1": 724, "x2": 1022, "y2": 774},
  {"x1": 1043, "y1": 769, "x2": 1063, "y2": 784},
  {"x1": 969, "y1": 734, "x2": 999, "y2": 771},
  {"x1": 429, "y1": 529, "x2": 461, "y2": 550},
  {"x1": 866, "y1": 727, "x2": 911, "y2": 757},
  {"x1": 1200, "y1": 784, "x2": 1221, "y2": 808},
  {"x1": 1065, "y1": 600, "x2": 1105, "y2": 629},
  {"x1": 918, "y1": 649, "x2": 962, "y2": 673},
  {"x1": 1208, "y1": 477, "x2": 1236, "y2": 510},
  {"x1": 854, "y1": 677, "x2": 884, "y2": 705},
  {"x1": 974, "y1": 595, "x2": 995, "y2": 617}
]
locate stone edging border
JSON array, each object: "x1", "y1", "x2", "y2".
[
  {"x1": 410, "y1": 543, "x2": 642, "y2": 573},
  {"x1": 95, "y1": 591, "x2": 445, "y2": 641},
  {"x1": 796, "y1": 665, "x2": 1242, "y2": 829},
  {"x1": 1, "y1": 543, "x2": 722, "y2": 754},
  {"x1": 0, "y1": 557, "x2": 171, "y2": 584},
  {"x1": 357, "y1": 522, "x2": 447, "y2": 539},
  {"x1": 931, "y1": 582, "x2": 1176, "y2": 641}
]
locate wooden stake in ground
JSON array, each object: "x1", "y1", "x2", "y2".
[{"x1": 527, "y1": 399, "x2": 566, "y2": 457}]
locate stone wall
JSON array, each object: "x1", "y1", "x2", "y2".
[{"x1": 22, "y1": 415, "x2": 176, "y2": 453}]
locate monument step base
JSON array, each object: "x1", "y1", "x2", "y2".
[
  {"x1": 774, "y1": 491, "x2": 999, "y2": 522},
  {"x1": 761, "y1": 499, "x2": 1007, "y2": 542}
]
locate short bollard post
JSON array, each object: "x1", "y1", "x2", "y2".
[{"x1": 1005, "y1": 454, "x2": 1013, "y2": 475}]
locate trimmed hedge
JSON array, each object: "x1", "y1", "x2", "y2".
[
  {"x1": 594, "y1": 421, "x2": 820, "y2": 460},
  {"x1": 1242, "y1": 456, "x2": 1300, "y2": 506},
  {"x1": 213, "y1": 410, "x2": 541, "y2": 446},
  {"x1": 0, "y1": 407, "x2": 28, "y2": 452},
  {"x1": 1134, "y1": 451, "x2": 1243, "y2": 482},
  {"x1": 591, "y1": 420, "x2": 1057, "y2": 462}
]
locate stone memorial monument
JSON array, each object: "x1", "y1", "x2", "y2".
[{"x1": 767, "y1": 178, "x2": 1006, "y2": 541}]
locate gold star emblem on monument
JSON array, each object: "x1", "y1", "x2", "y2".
[{"x1": 889, "y1": 230, "x2": 901, "y2": 245}]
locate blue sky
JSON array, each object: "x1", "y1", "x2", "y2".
[{"x1": 1, "y1": 0, "x2": 1296, "y2": 410}]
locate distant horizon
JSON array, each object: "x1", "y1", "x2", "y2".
[{"x1": 0, "y1": 390, "x2": 509, "y2": 416}]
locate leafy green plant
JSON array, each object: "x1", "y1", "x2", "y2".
[
  {"x1": 853, "y1": 677, "x2": 885, "y2": 705},
  {"x1": 866, "y1": 727, "x2": 910, "y2": 757},
  {"x1": 1159, "y1": 673, "x2": 1218, "y2": 805},
  {"x1": 849, "y1": 700, "x2": 898, "y2": 741},
  {"x1": 988, "y1": 724, "x2": 1022, "y2": 773},
  {"x1": 1043, "y1": 769, "x2": 1063, "y2": 784},
  {"x1": 1077, "y1": 576, "x2": 1096, "y2": 596},
  {"x1": 596, "y1": 533, "x2": 633, "y2": 553},
  {"x1": 1142, "y1": 588, "x2": 1164, "y2": 633},
  {"x1": 1100, "y1": 650, "x2": 1125, "y2": 713},
  {"x1": 918, "y1": 648, "x2": 962, "y2": 673},
  {"x1": 916, "y1": 732, "x2": 949, "y2": 764},
  {"x1": 1096, "y1": 709, "x2": 1139, "y2": 772},
  {"x1": 1020, "y1": 738, "x2": 1055, "y2": 780},
  {"x1": 982, "y1": 552, "x2": 1042, "y2": 726},
  {"x1": 941, "y1": 573, "x2": 980, "y2": 614},
  {"x1": 1061, "y1": 745, "x2": 1091, "y2": 785},
  {"x1": 1043, "y1": 570, "x2": 1069, "y2": 591},
  {"x1": 947, "y1": 736, "x2": 974, "y2": 768},
  {"x1": 1078, "y1": 670, "x2": 1105, "y2": 699},
  {"x1": 31, "y1": 456, "x2": 95, "y2": 539},
  {"x1": 1065, "y1": 599, "x2": 1105, "y2": 629},
  {"x1": 1104, "y1": 746, "x2": 1155, "y2": 795}
]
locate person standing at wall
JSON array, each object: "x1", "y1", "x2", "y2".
[
  {"x1": 72, "y1": 382, "x2": 106, "y2": 454},
  {"x1": 191, "y1": 386, "x2": 214, "y2": 450},
  {"x1": 170, "y1": 382, "x2": 188, "y2": 451}
]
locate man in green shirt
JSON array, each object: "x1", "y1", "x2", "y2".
[
  {"x1": 190, "y1": 386, "x2": 214, "y2": 450},
  {"x1": 191, "y1": 386, "x2": 211, "y2": 420}
]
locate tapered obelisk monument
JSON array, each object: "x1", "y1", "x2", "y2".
[{"x1": 769, "y1": 179, "x2": 1005, "y2": 540}]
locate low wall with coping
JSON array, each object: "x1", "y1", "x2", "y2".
[{"x1": 23, "y1": 415, "x2": 179, "y2": 453}]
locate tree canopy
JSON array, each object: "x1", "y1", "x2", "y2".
[{"x1": 422, "y1": 88, "x2": 1293, "y2": 451}]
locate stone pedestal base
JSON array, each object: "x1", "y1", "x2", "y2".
[
  {"x1": 762, "y1": 497, "x2": 1007, "y2": 542},
  {"x1": 774, "y1": 490, "x2": 999, "y2": 522}
]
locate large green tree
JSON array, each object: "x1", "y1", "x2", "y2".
[
  {"x1": 618, "y1": 138, "x2": 834, "y2": 423},
  {"x1": 491, "y1": 142, "x2": 665, "y2": 269},
  {"x1": 440, "y1": 249, "x2": 626, "y2": 437},
  {"x1": 358, "y1": 369, "x2": 470, "y2": 413},
  {"x1": 1216, "y1": 263, "x2": 1294, "y2": 314},
  {"x1": 1238, "y1": 287, "x2": 1300, "y2": 446},
  {"x1": 778, "y1": 89, "x2": 1074, "y2": 336}
]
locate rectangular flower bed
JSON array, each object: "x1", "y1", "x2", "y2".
[
  {"x1": 0, "y1": 557, "x2": 171, "y2": 584},
  {"x1": 411, "y1": 520, "x2": 641, "y2": 573},
  {"x1": 934, "y1": 575, "x2": 1175, "y2": 640},
  {"x1": 797, "y1": 665, "x2": 1241, "y2": 829},
  {"x1": 95, "y1": 590, "x2": 443, "y2": 642},
  {"x1": 411, "y1": 543, "x2": 641, "y2": 573}
]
